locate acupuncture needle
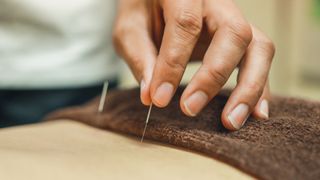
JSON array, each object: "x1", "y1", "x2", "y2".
[
  {"x1": 141, "y1": 103, "x2": 153, "y2": 142},
  {"x1": 98, "y1": 81, "x2": 109, "y2": 113}
]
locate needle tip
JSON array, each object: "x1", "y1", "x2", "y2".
[{"x1": 140, "y1": 104, "x2": 153, "y2": 142}]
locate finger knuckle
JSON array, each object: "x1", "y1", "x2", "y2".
[
  {"x1": 244, "y1": 81, "x2": 264, "y2": 97},
  {"x1": 130, "y1": 53, "x2": 142, "y2": 66},
  {"x1": 261, "y1": 39, "x2": 275, "y2": 53},
  {"x1": 254, "y1": 36, "x2": 276, "y2": 61},
  {"x1": 162, "y1": 50, "x2": 186, "y2": 72},
  {"x1": 175, "y1": 11, "x2": 202, "y2": 38},
  {"x1": 225, "y1": 20, "x2": 253, "y2": 48},
  {"x1": 205, "y1": 66, "x2": 228, "y2": 88}
]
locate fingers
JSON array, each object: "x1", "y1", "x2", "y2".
[
  {"x1": 180, "y1": 9, "x2": 252, "y2": 117},
  {"x1": 221, "y1": 26, "x2": 275, "y2": 130},
  {"x1": 113, "y1": 2, "x2": 157, "y2": 105},
  {"x1": 149, "y1": 0, "x2": 203, "y2": 107},
  {"x1": 252, "y1": 81, "x2": 270, "y2": 120}
]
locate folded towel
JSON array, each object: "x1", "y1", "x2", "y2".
[{"x1": 46, "y1": 87, "x2": 320, "y2": 180}]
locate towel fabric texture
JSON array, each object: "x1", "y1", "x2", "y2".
[{"x1": 46, "y1": 87, "x2": 320, "y2": 180}]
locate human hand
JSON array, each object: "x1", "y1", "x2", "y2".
[{"x1": 113, "y1": 0, "x2": 275, "y2": 130}]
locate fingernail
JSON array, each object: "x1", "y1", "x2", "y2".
[
  {"x1": 153, "y1": 82, "x2": 174, "y2": 107},
  {"x1": 260, "y1": 99, "x2": 269, "y2": 119},
  {"x1": 183, "y1": 91, "x2": 208, "y2": 116},
  {"x1": 228, "y1": 103, "x2": 249, "y2": 130}
]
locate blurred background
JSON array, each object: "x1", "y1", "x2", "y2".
[{"x1": 119, "y1": 0, "x2": 320, "y2": 100}]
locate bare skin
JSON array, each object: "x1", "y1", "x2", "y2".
[{"x1": 113, "y1": 0, "x2": 275, "y2": 131}]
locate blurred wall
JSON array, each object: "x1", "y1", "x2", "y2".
[{"x1": 120, "y1": 0, "x2": 320, "y2": 100}]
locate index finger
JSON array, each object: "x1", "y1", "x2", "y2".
[{"x1": 150, "y1": 0, "x2": 203, "y2": 107}]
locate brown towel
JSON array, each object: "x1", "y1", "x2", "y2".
[{"x1": 45, "y1": 87, "x2": 320, "y2": 180}]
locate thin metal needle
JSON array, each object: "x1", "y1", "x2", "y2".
[
  {"x1": 98, "y1": 81, "x2": 109, "y2": 113},
  {"x1": 141, "y1": 104, "x2": 153, "y2": 142}
]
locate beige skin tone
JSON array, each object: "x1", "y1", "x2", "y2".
[{"x1": 113, "y1": 0, "x2": 275, "y2": 131}]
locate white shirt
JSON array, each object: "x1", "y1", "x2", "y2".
[{"x1": 0, "y1": 0, "x2": 119, "y2": 89}]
